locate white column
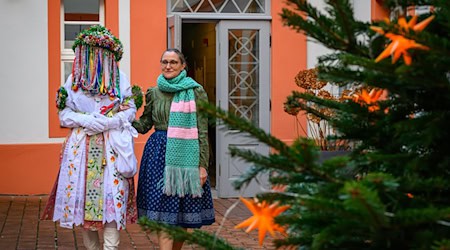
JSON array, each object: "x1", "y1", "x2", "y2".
[
  {"x1": 306, "y1": 0, "x2": 328, "y2": 69},
  {"x1": 119, "y1": 0, "x2": 131, "y2": 79},
  {"x1": 307, "y1": 0, "x2": 372, "y2": 68},
  {"x1": 352, "y1": 0, "x2": 371, "y2": 23}
]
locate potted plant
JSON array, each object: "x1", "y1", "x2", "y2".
[{"x1": 284, "y1": 68, "x2": 354, "y2": 161}]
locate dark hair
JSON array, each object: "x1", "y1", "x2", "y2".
[{"x1": 161, "y1": 48, "x2": 186, "y2": 64}]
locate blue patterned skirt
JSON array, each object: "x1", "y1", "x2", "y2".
[{"x1": 137, "y1": 130, "x2": 215, "y2": 228}]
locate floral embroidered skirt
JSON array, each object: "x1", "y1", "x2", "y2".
[{"x1": 137, "y1": 130, "x2": 215, "y2": 228}]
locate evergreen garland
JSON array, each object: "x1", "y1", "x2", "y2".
[
  {"x1": 130, "y1": 85, "x2": 143, "y2": 110},
  {"x1": 56, "y1": 86, "x2": 68, "y2": 111}
]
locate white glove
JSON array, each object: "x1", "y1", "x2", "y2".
[
  {"x1": 106, "y1": 114, "x2": 122, "y2": 130},
  {"x1": 81, "y1": 115, "x2": 107, "y2": 135},
  {"x1": 90, "y1": 113, "x2": 124, "y2": 131}
]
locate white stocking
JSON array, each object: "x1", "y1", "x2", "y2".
[
  {"x1": 103, "y1": 222, "x2": 120, "y2": 250},
  {"x1": 158, "y1": 232, "x2": 174, "y2": 250},
  {"x1": 82, "y1": 230, "x2": 101, "y2": 250}
]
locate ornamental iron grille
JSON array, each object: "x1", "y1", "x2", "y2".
[
  {"x1": 170, "y1": 0, "x2": 265, "y2": 13},
  {"x1": 228, "y1": 29, "x2": 260, "y2": 126}
]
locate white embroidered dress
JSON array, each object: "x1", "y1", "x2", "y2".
[{"x1": 53, "y1": 71, "x2": 137, "y2": 230}]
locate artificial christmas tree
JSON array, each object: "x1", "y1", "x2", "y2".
[{"x1": 139, "y1": 0, "x2": 450, "y2": 249}]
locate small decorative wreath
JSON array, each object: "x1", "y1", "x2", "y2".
[
  {"x1": 56, "y1": 87, "x2": 68, "y2": 111},
  {"x1": 131, "y1": 85, "x2": 144, "y2": 110}
]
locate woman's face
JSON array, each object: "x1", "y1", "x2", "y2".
[{"x1": 160, "y1": 51, "x2": 186, "y2": 79}]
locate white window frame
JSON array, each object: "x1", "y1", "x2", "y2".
[{"x1": 60, "y1": 0, "x2": 105, "y2": 84}]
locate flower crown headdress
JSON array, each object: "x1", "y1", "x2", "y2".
[
  {"x1": 72, "y1": 25, "x2": 123, "y2": 61},
  {"x1": 71, "y1": 25, "x2": 122, "y2": 97}
]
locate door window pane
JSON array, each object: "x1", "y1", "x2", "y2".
[{"x1": 228, "y1": 29, "x2": 260, "y2": 126}]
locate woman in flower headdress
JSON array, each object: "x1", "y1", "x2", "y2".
[
  {"x1": 42, "y1": 25, "x2": 138, "y2": 250},
  {"x1": 133, "y1": 48, "x2": 215, "y2": 250}
]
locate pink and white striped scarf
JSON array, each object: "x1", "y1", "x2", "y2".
[{"x1": 157, "y1": 70, "x2": 203, "y2": 197}]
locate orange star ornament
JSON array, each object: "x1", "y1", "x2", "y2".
[
  {"x1": 353, "y1": 88, "x2": 385, "y2": 112},
  {"x1": 370, "y1": 15, "x2": 434, "y2": 65},
  {"x1": 272, "y1": 184, "x2": 287, "y2": 192},
  {"x1": 235, "y1": 197, "x2": 290, "y2": 246}
]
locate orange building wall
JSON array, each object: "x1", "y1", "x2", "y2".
[
  {"x1": 372, "y1": 0, "x2": 389, "y2": 20},
  {"x1": 130, "y1": 0, "x2": 167, "y2": 146},
  {"x1": 105, "y1": 0, "x2": 119, "y2": 36},
  {"x1": 129, "y1": 1, "x2": 167, "y2": 191},
  {"x1": 271, "y1": 1, "x2": 307, "y2": 143},
  {"x1": 0, "y1": 144, "x2": 61, "y2": 194}
]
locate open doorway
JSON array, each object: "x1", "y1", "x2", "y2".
[
  {"x1": 181, "y1": 22, "x2": 217, "y2": 188},
  {"x1": 175, "y1": 20, "x2": 271, "y2": 197}
]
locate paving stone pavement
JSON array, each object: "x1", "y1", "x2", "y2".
[{"x1": 0, "y1": 195, "x2": 277, "y2": 249}]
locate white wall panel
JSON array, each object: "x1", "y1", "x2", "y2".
[
  {"x1": 305, "y1": 0, "x2": 371, "y2": 137},
  {"x1": 0, "y1": 1, "x2": 61, "y2": 144},
  {"x1": 307, "y1": 0, "x2": 371, "y2": 68},
  {"x1": 353, "y1": 0, "x2": 372, "y2": 23},
  {"x1": 119, "y1": 0, "x2": 131, "y2": 79},
  {"x1": 306, "y1": 0, "x2": 329, "y2": 69}
]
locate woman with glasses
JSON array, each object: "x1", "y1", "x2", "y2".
[{"x1": 132, "y1": 48, "x2": 215, "y2": 250}]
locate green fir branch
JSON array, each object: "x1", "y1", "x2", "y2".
[
  {"x1": 394, "y1": 207, "x2": 450, "y2": 227},
  {"x1": 198, "y1": 101, "x2": 290, "y2": 154},
  {"x1": 138, "y1": 217, "x2": 242, "y2": 250},
  {"x1": 199, "y1": 102, "x2": 340, "y2": 183}
]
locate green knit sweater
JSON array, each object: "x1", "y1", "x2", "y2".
[{"x1": 132, "y1": 87, "x2": 210, "y2": 169}]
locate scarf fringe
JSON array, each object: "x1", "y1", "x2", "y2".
[{"x1": 159, "y1": 166, "x2": 203, "y2": 198}]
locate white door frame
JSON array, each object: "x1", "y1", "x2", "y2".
[
  {"x1": 167, "y1": 14, "x2": 182, "y2": 50},
  {"x1": 166, "y1": 16, "x2": 271, "y2": 198}
]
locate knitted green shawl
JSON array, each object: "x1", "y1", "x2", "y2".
[{"x1": 157, "y1": 70, "x2": 203, "y2": 197}]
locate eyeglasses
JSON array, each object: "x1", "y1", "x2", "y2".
[{"x1": 160, "y1": 60, "x2": 180, "y2": 66}]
